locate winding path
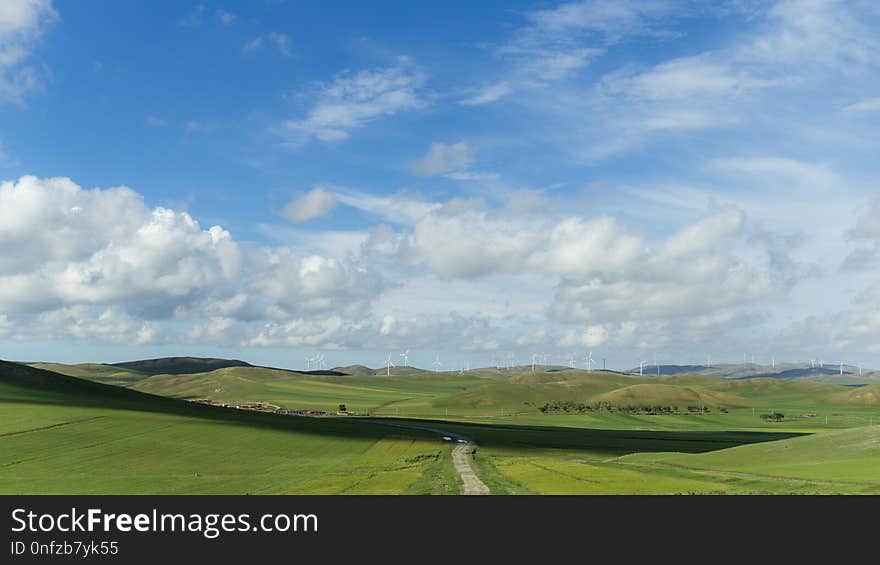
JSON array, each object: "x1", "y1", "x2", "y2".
[{"x1": 362, "y1": 419, "x2": 490, "y2": 495}]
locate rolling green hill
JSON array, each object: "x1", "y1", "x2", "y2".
[
  {"x1": 0, "y1": 360, "x2": 459, "y2": 494},
  {"x1": 621, "y1": 425, "x2": 880, "y2": 492},
  {"x1": 592, "y1": 383, "x2": 754, "y2": 408},
  {"x1": 6, "y1": 358, "x2": 880, "y2": 494},
  {"x1": 828, "y1": 384, "x2": 880, "y2": 406},
  {"x1": 28, "y1": 362, "x2": 150, "y2": 386}
]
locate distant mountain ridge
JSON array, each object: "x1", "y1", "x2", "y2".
[
  {"x1": 112, "y1": 357, "x2": 349, "y2": 377},
  {"x1": 111, "y1": 357, "x2": 253, "y2": 375}
]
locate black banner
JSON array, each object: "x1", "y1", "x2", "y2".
[{"x1": 1, "y1": 496, "x2": 873, "y2": 562}]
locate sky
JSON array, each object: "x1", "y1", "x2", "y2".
[{"x1": 1, "y1": 0, "x2": 880, "y2": 371}]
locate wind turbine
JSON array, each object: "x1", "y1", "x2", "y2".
[
  {"x1": 304, "y1": 355, "x2": 313, "y2": 370},
  {"x1": 385, "y1": 353, "x2": 395, "y2": 376},
  {"x1": 399, "y1": 349, "x2": 409, "y2": 368},
  {"x1": 585, "y1": 351, "x2": 594, "y2": 372},
  {"x1": 639, "y1": 361, "x2": 645, "y2": 377},
  {"x1": 432, "y1": 354, "x2": 442, "y2": 371},
  {"x1": 771, "y1": 356, "x2": 775, "y2": 369},
  {"x1": 568, "y1": 353, "x2": 576, "y2": 369},
  {"x1": 315, "y1": 352, "x2": 325, "y2": 370},
  {"x1": 531, "y1": 353, "x2": 537, "y2": 372},
  {"x1": 840, "y1": 362, "x2": 844, "y2": 376},
  {"x1": 542, "y1": 352, "x2": 550, "y2": 366}
]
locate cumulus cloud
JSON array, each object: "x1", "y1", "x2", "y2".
[
  {"x1": 0, "y1": 175, "x2": 827, "y2": 358},
  {"x1": 282, "y1": 187, "x2": 338, "y2": 222},
  {"x1": 372, "y1": 199, "x2": 786, "y2": 338},
  {"x1": 411, "y1": 141, "x2": 473, "y2": 176},
  {"x1": 277, "y1": 59, "x2": 427, "y2": 144},
  {"x1": 0, "y1": 176, "x2": 383, "y2": 345}
]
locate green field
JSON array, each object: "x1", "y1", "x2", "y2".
[
  {"x1": 0, "y1": 361, "x2": 458, "y2": 494},
  {"x1": 3, "y1": 360, "x2": 880, "y2": 494}
]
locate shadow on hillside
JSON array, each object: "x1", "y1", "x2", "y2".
[
  {"x1": 0, "y1": 360, "x2": 417, "y2": 442},
  {"x1": 1, "y1": 360, "x2": 803, "y2": 453},
  {"x1": 366, "y1": 417, "x2": 805, "y2": 454}
]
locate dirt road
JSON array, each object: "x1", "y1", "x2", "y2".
[
  {"x1": 452, "y1": 441, "x2": 490, "y2": 495},
  {"x1": 361, "y1": 418, "x2": 490, "y2": 495}
]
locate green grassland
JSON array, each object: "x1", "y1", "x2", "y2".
[
  {"x1": 5, "y1": 360, "x2": 880, "y2": 494},
  {"x1": 28, "y1": 362, "x2": 151, "y2": 387},
  {"x1": 0, "y1": 361, "x2": 458, "y2": 494}
]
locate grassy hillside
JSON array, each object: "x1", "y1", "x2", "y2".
[
  {"x1": 828, "y1": 384, "x2": 880, "y2": 406},
  {"x1": 7, "y1": 359, "x2": 879, "y2": 494},
  {"x1": 593, "y1": 383, "x2": 753, "y2": 408},
  {"x1": 130, "y1": 366, "x2": 492, "y2": 415},
  {"x1": 620, "y1": 425, "x2": 880, "y2": 492},
  {"x1": 29, "y1": 362, "x2": 150, "y2": 386},
  {"x1": 0, "y1": 361, "x2": 459, "y2": 494}
]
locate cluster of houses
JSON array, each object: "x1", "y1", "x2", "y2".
[
  {"x1": 273, "y1": 408, "x2": 329, "y2": 416},
  {"x1": 189, "y1": 398, "x2": 354, "y2": 416}
]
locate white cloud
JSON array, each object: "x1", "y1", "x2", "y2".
[
  {"x1": 0, "y1": 0, "x2": 56, "y2": 104},
  {"x1": 185, "y1": 120, "x2": 210, "y2": 134},
  {"x1": 747, "y1": 0, "x2": 879, "y2": 70},
  {"x1": 711, "y1": 156, "x2": 837, "y2": 188},
  {"x1": 145, "y1": 115, "x2": 167, "y2": 127},
  {"x1": 370, "y1": 199, "x2": 787, "y2": 337},
  {"x1": 600, "y1": 55, "x2": 775, "y2": 101},
  {"x1": 841, "y1": 196, "x2": 880, "y2": 270},
  {"x1": 335, "y1": 188, "x2": 440, "y2": 226},
  {"x1": 216, "y1": 9, "x2": 235, "y2": 26},
  {"x1": 524, "y1": 0, "x2": 670, "y2": 37},
  {"x1": 246, "y1": 32, "x2": 293, "y2": 57},
  {"x1": 277, "y1": 59, "x2": 427, "y2": 144},
  {"x1": 459, "y1": 82, "x2": 512, "y2": 106},
  {"x1": 843, "y1": 97, "x2": 880, "y2": 114},
  {"x1": 380, "y1": 313, "x2": 396, "y2": 335},
  {"x1": 560, "y1": 325, "x2": 609, "y2": 348},
  {"x1": 411, "y1": 141, "x2": 474, "y2": 176},
  {"x1": 176, "y1": 4, "x2": 205, "y2": 28},
  {"x1": 0, "y1": 176, "x2": 383, "y2": 344},
  {"x1": 0, "y1": 138, "x2": 18, "y2": 166},
  {"x1": 282, "y1": 187, "x2": 338, "y2": 222},
  {"x1": 489, "y1": 0, "x2": 671, "y2": 91},
  {"x1": 849, "y1": 196, "x2": 880, "y2": 240}
]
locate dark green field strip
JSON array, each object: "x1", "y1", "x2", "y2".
[{"x1": 373, "y1": 417, "x2": 804, "y2": 454}]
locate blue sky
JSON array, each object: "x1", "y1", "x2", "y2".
[{"x1": 2, "y1": 0, "x2": 880, "y2": 371}]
